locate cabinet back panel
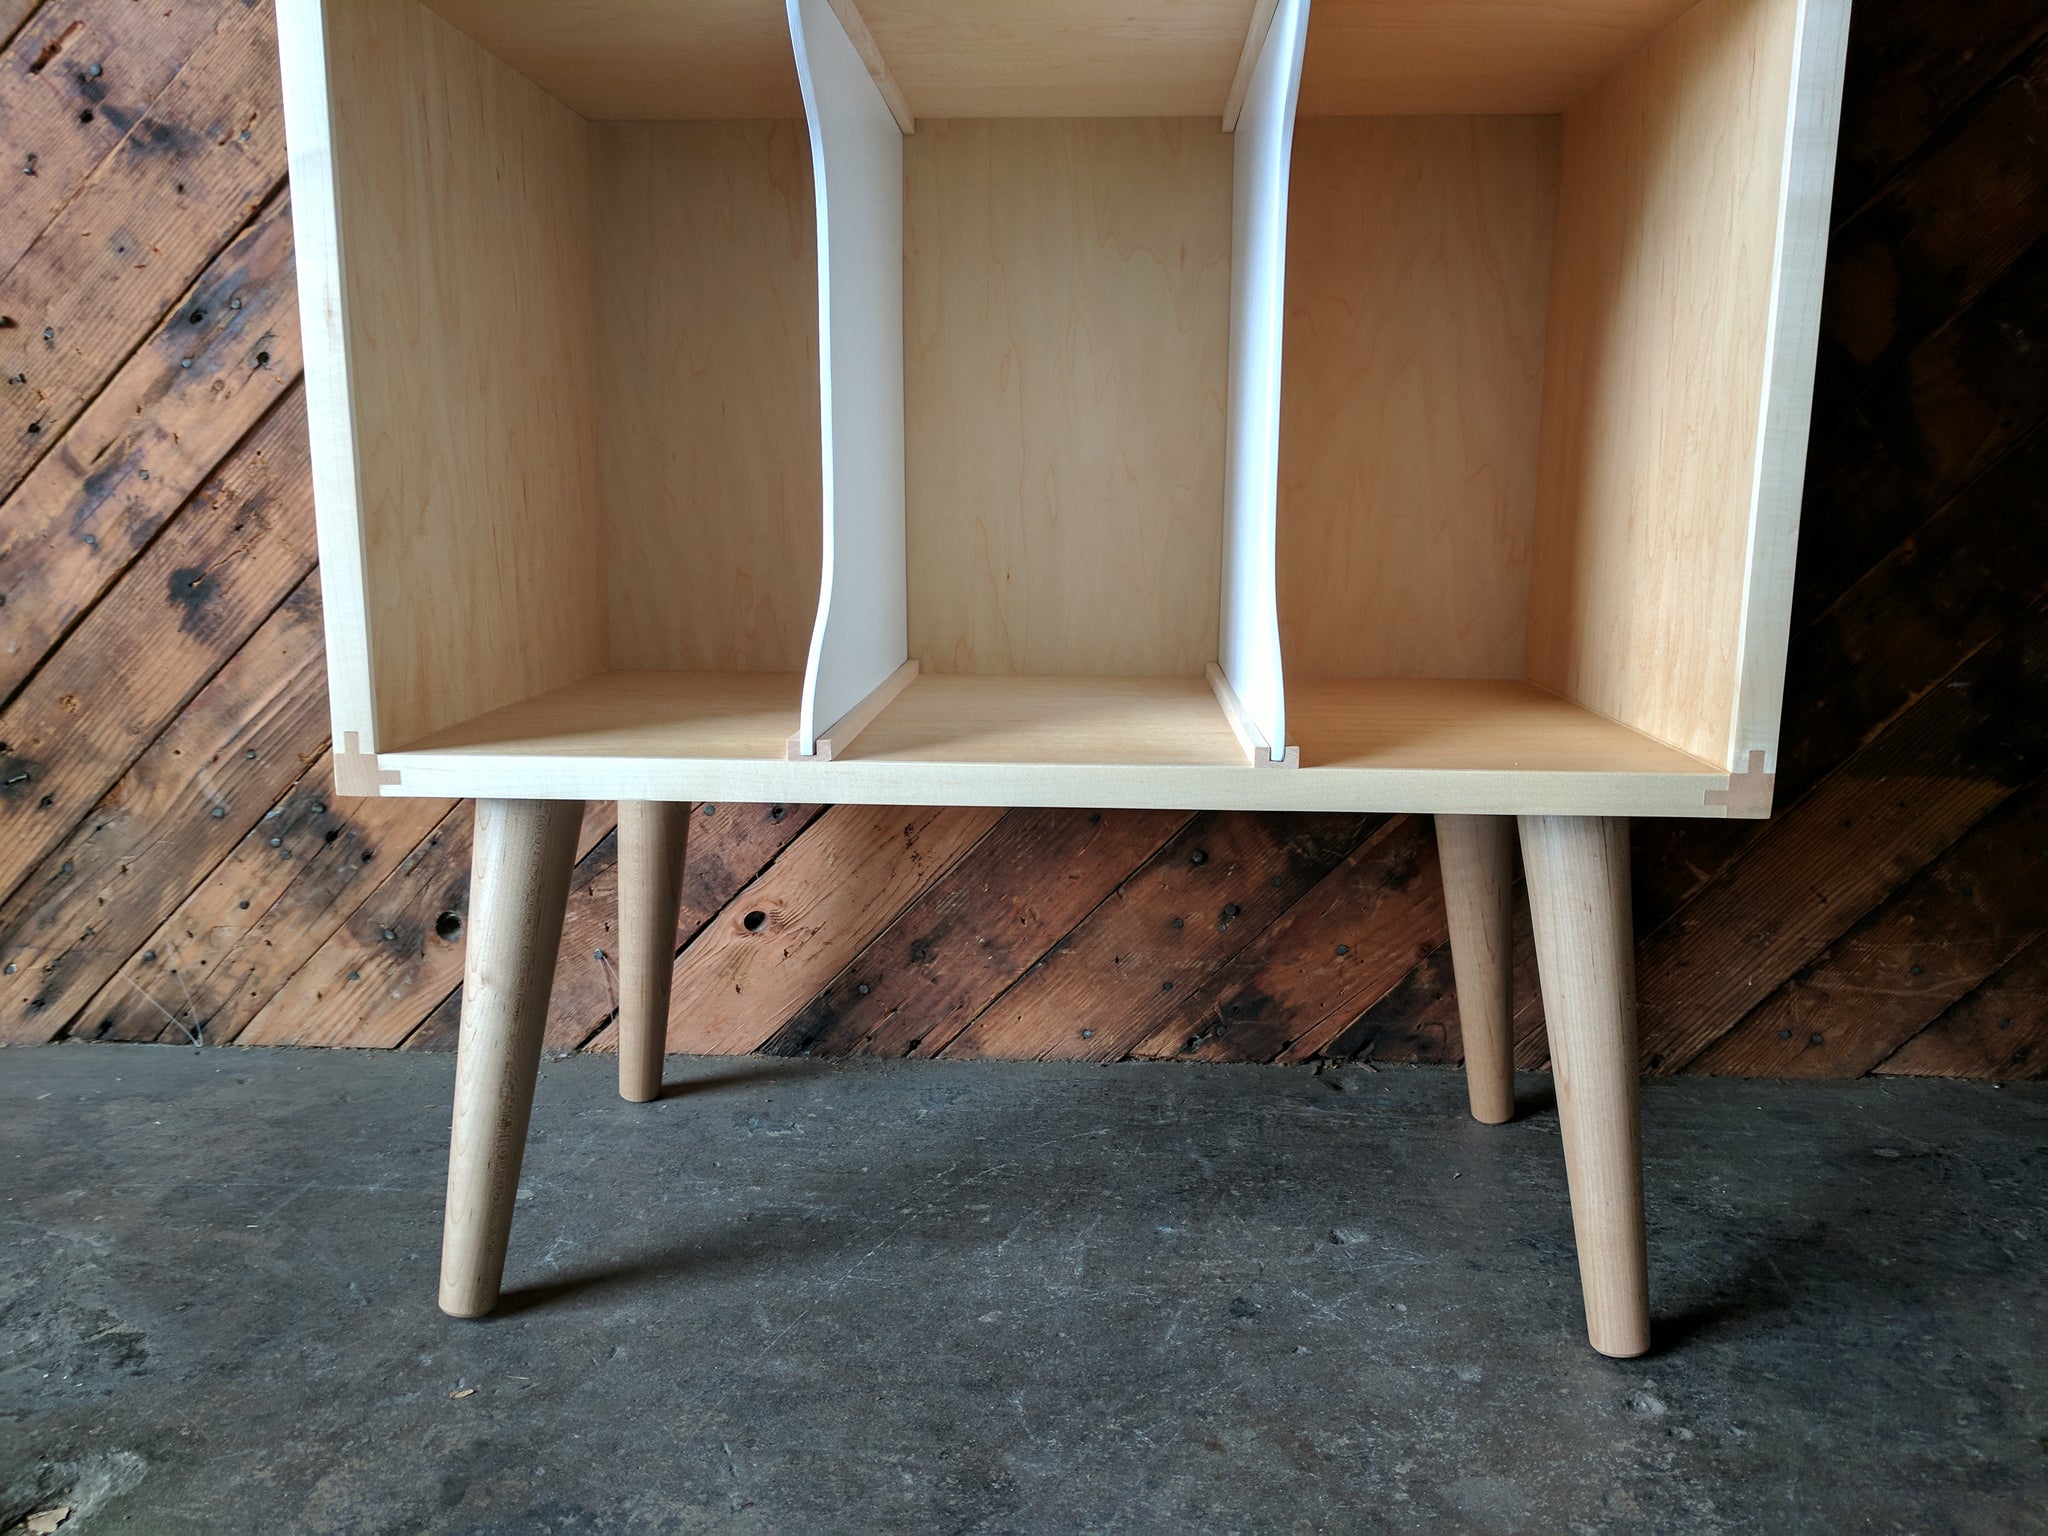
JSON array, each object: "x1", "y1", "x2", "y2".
[
  {"x1": 1299, "y1": 0, "x2": 1701, "y2": 116},
  {"x1": 594, "y1": 122, "x2": 822, "y2": 675},
  {"x1": 857, "y1": 0, "x2": 1259, "y2": 118},
  {"x1": 1278, "y1": 115, "x2": 1559, "y2": 681},
  {"x1": 1526, "y1": 0, "x2": 1800, "y2": 767},
  {"x1": 421, "y1": 0, "x2": 804, "y2": 120},
  {"x1": 904, "y1": 119, "x2": 1232, "y2": 678},
  {"x1": 325, "y1": 0, "x2": 608, "y2": 751}
]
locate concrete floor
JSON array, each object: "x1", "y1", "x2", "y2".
[{"x1": 0, "y1": 1048, "x2": 2042, "y2": 1535}]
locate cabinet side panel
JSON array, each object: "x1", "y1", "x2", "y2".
[
  {"x1": 1524, "y1": 0, "x2": 1802, "y2": 767},
  {"x1": 595, "y1": 122, "x2": 821, "y2": 674},
  {"x1": 789, "y1": 0, "x2": 909, "y2": 751},
  {"x1": 1219, "y1": 0, "x2": 1308, "y2": 758},
  {"x1": 324, "y1": 0, "x2": 607, "y2": 750},
  {"x1": 1279, "y1": 114, "x2": 1558, "y2": 681},
  {"x1": 1727, "y1": 0, "x2": 1851, "y2": 773},
  {"x1": 278, "y1": 0, "x2": 377, "y2": 752},
  {"x1": 905, "y1": 119, "x2": 1232, "y2": 678}
]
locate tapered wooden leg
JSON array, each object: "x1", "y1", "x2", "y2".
[
  {"x1": 1518, "y1": 814, "x2": 1650, "y2": 1359},
  {"x1": 439, "y1": 798, "x2": 584, "y2": 1319},
  {"x1": 1437, "y1": 815, "x2": 1517, "y2": 1125},
  {"x1": 617, "y1": 800, "x2": 689, "y2": 1104}
]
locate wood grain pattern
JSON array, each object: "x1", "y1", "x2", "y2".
[
  {"x1": 593, "y1": 121, "x2": 821, "y2": 675},
  {"x1": 1689, "y1": 779, "x2": 2048, "y2": 1078},
  {"x1": 1279, "y1": 116, "x2": 1558, "y2": 680},
  {"x1": 1436, "y1": 814, "x2": 1518, "y2": 1121},
  {"x1": 590, "y1": 803, "x2": 1005, "y2": 1056},
  {"x1": 421, "y1": 0, "x2": 802, "y2": 120},
  {"x1": 0, "y1": 391, "x2": 321, "y2": 901},
  {"x1": 313, "y1": 0, "x2": 607, "y2": 751},
  {"x1": 904, "y1": 118, "x2": 1231, "y2": 679},
  {"x1": 1299, "y1": 0, "x2": 1700, "y2": 116},
  {"x1": 1525, "y1": 0, "x2": 1804, "y2": 766},
  {"x1": 0, "y1": 578, "x2": 327, "y2": 1044},
  {"x1": 856, "y1": 0, "x2": 1259, "y2": 118},
  {"x1": 766, "y1": 805, "x2": 1192, "y2": 1059},
  {"x1": 0, "y1": 0, "x2": 234, "y2": 276},
  {"x1": 1875, "y1": 939, "x2": 2048, "y2": 1081},
  {"x1": 947, "y1": 809, "x2": 1372, "y2": 1062},
  {"x1": 86, "y1": 755, "x2": 455, "y2": 1046},
  {"x1": 371, "y1": 671, "x2": 1733, "y2": 820},
  {"x1": 0, "y1": 0, "x2": 287, "y2": 498},
  {"x1": 0, "y1": 194, "x2": 301, "y2": 703},
  {"x1": 1127, "y1": 812, "x2": 1443, "y2": 1064},
  {"x1": 615, "y1": 800, "x2": 690, "y2": 1101},
  {"x1": 1635, "y1": 612, "x2": 2048, "y2": 1073},
  {"x1": 1518, "y1": 813, "x2": 1648, "y2": 1358},
  {"x1": 438, "y1": 795, "x2": 583, "y2": 1317}
]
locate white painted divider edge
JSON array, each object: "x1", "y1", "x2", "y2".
[
  {"x1": 790, "y1": 0, "x2": 909, "y2": 757},
  {"x1": 1218, "y1": 0, "x2": 1310, "y2": 764}
]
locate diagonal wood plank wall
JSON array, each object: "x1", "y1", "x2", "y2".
[{"x1": 0, "y1": 0, "x2": 2042, "y2": 1081}]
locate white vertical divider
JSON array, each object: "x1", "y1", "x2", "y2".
[
  {"x1": 789, "y1": 0, "x2": 908, "y2": 756},
  {"x1": 1218, "y1": 0, "x2": 1310, "y2": 762}
]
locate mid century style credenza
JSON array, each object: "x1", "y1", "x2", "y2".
[{"x1": 276, "y1": 0, "x2": 1851, "y2": 1356}]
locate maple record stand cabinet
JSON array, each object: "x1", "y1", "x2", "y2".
[{"x1": 278, "y1": 0, "x2": 1850, "y2": 1356}]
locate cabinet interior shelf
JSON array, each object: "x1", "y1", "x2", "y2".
[
  {"x1": 283, "y1": 0, "x2": 1848, "y2": 819},
  {"x1": 386, "y1": 670, "x2": 1726, "y2": 818}
]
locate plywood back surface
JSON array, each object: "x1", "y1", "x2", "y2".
[
  {"x1": 1299, "y1": 0, "x2": 1702, "y2": 116},
  {"x1": 421, "y1": 0, "x2": 803, "y2": 119},
  {"x1": 904, "y1": 119, "x2": 1233, "y2": 678},
  {"x1": 1279, "y1": 116, "x2": 1559, "y2": 681},
  {"x1": 319, "y1": 0, "x2": 608, "y2": 752},
  {"x1": 593, "y1": 121, "x2": 820, "y2": 676},
  {"x1": 1525, "y1": 0, "x2": 1803, "y2": 767},
  {"x1": 856, "y1": 0, "x2": 1261, "y2": 118}
]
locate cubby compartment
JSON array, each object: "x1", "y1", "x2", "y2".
[
  {"x1": 286, "y1": 0, "x2": 822, "y2": 769},
  {"x1": 789, "y1": 0, "x2": 1301, "y2": 771},
  {"x1": 287, "y1": 0, "x2": 1847, "y2": 813},
  {"x1": 1277, "y1": 0, "x2": 1844, "y2": 783}
]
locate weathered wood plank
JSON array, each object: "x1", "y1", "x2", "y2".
[
  {"x1": 233, "y1": 803, "x2": 473, "y2": 1048},
  {"x1": 1126, "y1": 814, "x2": 1443, "y2": 1065},
  {"x1": 0, "y1": 384, "x2": 317, "y2": 901},
  {"x1": 0, "y1": 0, "x2": 232, "y2": 276},
  {"x1": 0, "y1": 569, "x2": 322, "y2": 1043},
  {"x1": 765, "y1": 806, "x2": 1192, "y2": 1061},
  {"x1": 947, "y1": 811, "x2": 1376, "y2": 1063},
  {"x1": 1690, "y1": 778, "x2": 2048, "y2": 1077},
  {"x1": 544, "y1": 800, "x2": 826, "y2": 1053},
  {"x1": 1632, "y1": 416, "x2": 2048, "y2": 930},
  {"x1": 1794, "y1": 237, "x2": 2048, "y2": 638},
  {"x1": 401, "y1": 827, "x2": 620, "y2": 1057},
  {"x1": 233, "y1": 800, "x2": 613, "y2": 1049},
  {"x1": 1823, "y1": 39, "x2": 2048, "y2": 375},
  {"x1": 80, "y1": 750, "x2": 454, "y2": 1043},
  {"x1": 0, "y1": 188, "x2": 297, "y2": 704},
  {"x1": 0, "y1": 2, "x2": 44, "y2": 52},
  {"x1": 1639, "y1": 606, "x2": 2048, "y2": 1073},
  {"x1": 1875, "y1": 938, "x2": 2048, "y2": 1080},
  {"x1": 0, "y1": 0, "x2": 284, "y2": 498},
  {"x1": 1829, "y1": 0, "x2": 2048, "y2": 216},
  {"x1": 1317, "y1": 877, "x2": 1555, "y2": 1070},
  {"x1": 580, "y1": 804, "x2": 1006, "y2": 1057},
  {"x1": 404, "y1": 800, "x2": 829, "y2": 1055}
]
